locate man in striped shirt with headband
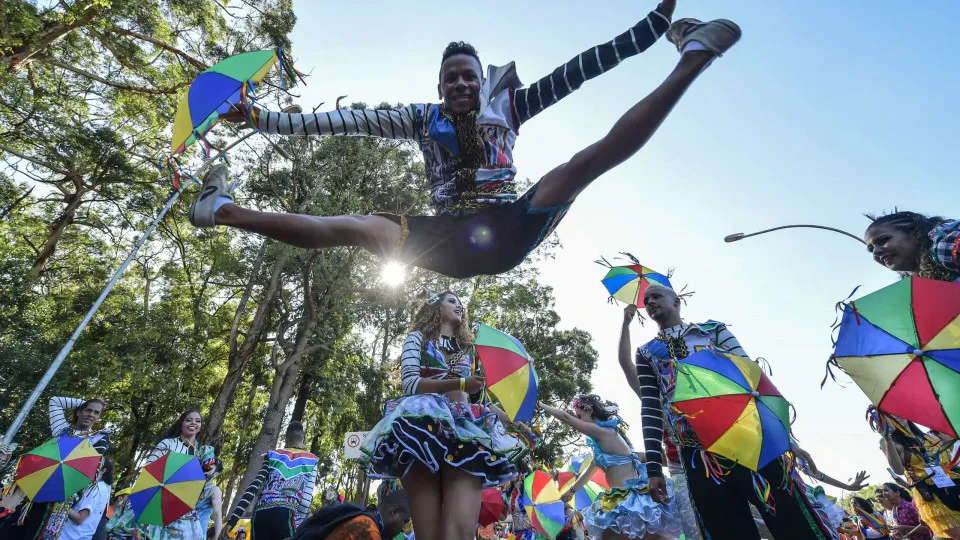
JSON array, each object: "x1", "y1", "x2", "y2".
[
  {"x1": 191, "y1": 2, "x2": 742, "y2": 279},
  {"x1": 617, "y1": 283, "x2": 834, "y2": 539}
]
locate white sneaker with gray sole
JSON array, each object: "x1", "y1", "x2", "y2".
[{"x1": 189, "y1": 164, "x2": 233, "y2": 228}]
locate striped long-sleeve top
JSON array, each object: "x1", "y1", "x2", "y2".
[
  {"x1": 227, "y1": 447, "x2": 319, "y2": 530},
  {"x1": 48, "y1": 396, "x2": 111, "y2": 454},
  {"x1": 256, "y1": 7, "x2": 671, "y2": 216},
  {"x1": 634, "y1": 322, "x2": 748, "y2": 478},
  {"x1": 400, "y1": 332, "x2": 473, "y2": 395}
]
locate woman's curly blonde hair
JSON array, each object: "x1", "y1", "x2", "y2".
[{"x1": 409, "y1": 291, "x2": 475, "y2": 345}]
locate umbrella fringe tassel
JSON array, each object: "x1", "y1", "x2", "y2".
[{"x1": 752, "y1": 471, "x2": 777, "y2": 515}]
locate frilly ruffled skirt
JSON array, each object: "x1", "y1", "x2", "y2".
[
  {"x1": 582, "y1": 476, "x2": 683, "y2": 539},
  {"x1": 360, "y1": 393, "x2": 520, "y2": 488}
]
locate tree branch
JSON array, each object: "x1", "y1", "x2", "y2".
[
  {"x1": 107, "y1": 26, "x2": 208, "y2": 71},
  {"x1": 0, "y1": 144, "x2": 69, "y2": 175},
  {"x1": 0, "y1": 186, "x2": 34, "y2": 219},
  {"x1": 38, "y1": 58, "x2": 191, "y2": 95}
]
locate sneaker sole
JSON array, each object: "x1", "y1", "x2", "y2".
[{"x1": 694, "y1": 20, "x2": 741, "y2": 56}]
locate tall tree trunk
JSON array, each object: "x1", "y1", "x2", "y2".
[
  {"x1": 290, "y1": 371, "x2": 315, "y2": 424},
  {"x1": 224, "y1": 368, "x2": 264, "y2": 515},
  {"x1": 29, "y1": 186, "x2": 87, "y2": 276},
  {"x1": 202, "y1": 246, "x2": 284, "y2": 451},
  {"x1": 230, "y1": 349, "x2": 307, "y2": 511}
]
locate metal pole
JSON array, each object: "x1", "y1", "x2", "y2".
[
  {"x1": 724, "y1": 224, "x2": 866, "y2": 245},
  {"x1": 2, "y1": 189, "x2": 181, "y2": 444},
  {"x1": 1, "y1": 123, "x2": 289, "y2": 445}
]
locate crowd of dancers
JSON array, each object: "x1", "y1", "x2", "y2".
[{"x1": 1, "y1": 0, "x2": 959, "y2": 538}]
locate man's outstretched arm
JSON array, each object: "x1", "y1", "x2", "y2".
[
  {"x1": 511, "y1": 2, "x2": 673, "y2": 127},
  {"x1": 253, "y1": 104, "x2": 422, "y2": 141}
]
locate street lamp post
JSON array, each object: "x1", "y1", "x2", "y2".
[{"x1": 724, "y1": 224, "x2": 866, "y2": 245}]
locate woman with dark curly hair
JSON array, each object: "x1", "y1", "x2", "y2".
[
  {"x1": 864, "y1": 211, "x2": 960, "y2": 282},
  {"x1": 360, "y1": 291, "x2": 519, "y2": 540},
  {"x1": 540, "y1": 395, "x2": 680, "y2": 540}
]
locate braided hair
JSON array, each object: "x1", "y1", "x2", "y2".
[
  {"x1": 573, "y1": 394, "x2": 634, "y2": 448},
  {"x1": 866, "y1": 211, "x2": 959, "y2": 282}
]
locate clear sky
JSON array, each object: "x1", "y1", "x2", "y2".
[{"x1": 285, "y1": 0, "x2": 960, "y2": 495}]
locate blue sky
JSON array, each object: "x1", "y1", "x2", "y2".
[{"x1": 286, "y1": 1, "x2": 959, "y2": 494}]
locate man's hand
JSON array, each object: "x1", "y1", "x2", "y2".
[
  {"x1": 847, "y1": 470, "x2": 870, "y2": 491},
  {"x1": 464, "y1": 376, "x2": 485, "y2": 393},
  {"x1": 220, "y1": 103, "x2": 257, "y2": 127},
  {"x1": 623, "y1": 304, "x2": 638, "y2": 325},
  {"x1": 647, "y1": 476, "x2": 668, "y2": 503}
]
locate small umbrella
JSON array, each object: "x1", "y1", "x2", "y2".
[
  {"x1": 832, "y1": 276, "x2": 960, "y2": 436},
  {"x1": 15, "y1": 436, "x2": 102, "y2": 503},
  {"x1": 558, "y1": 456, "x2": 610, "y2": 511},
  {"x1": 171, "y1": 49, "x2": 303, "y2": 157},
  {"x1": 479, "y1": 487, "x2": 506, "y2": 527},
  {"x1": 129, "y1": 451, "x2": 206, "y2": 526},
  {"x1": 600, "y1": 260, "x2": 672, "y2": 307},
  {"x1": 522, "y1": 469, "x2": 566, "y2": 539},
  {"x1": 671, "y1": 349, "x2": 792, "y2": 471},
  {"x1": 474, "y1": 323, "x2": 539, "y2": 423}
]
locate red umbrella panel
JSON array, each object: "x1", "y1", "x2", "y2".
[{"x1": 479, "y1": 487, "x2": 506, "y2": 527}]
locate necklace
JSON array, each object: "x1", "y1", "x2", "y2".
[{"x1": 656, "y1": 329, "x2": 689, "y2": 360}]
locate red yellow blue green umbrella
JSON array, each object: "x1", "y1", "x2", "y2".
[
  {"x1": 831, "y1": 276, "x2": 960, "y2": 436},
  {"x1": 522, "y1": 469, "x2": 566, "y2": 539},
  {"x1": 671, "y1": 349, "x2": 792, "y2": 471},
  {"x1": 129, "y1": 451, "x2": 206, "y2": 526},
  {"x1": 15, "y1": 436, "x2": 102, "y2": 503},
  {"x1": 474, "y1": 323, "x2": 538, "y2": 423},
  {"x1": 170, "y1": 49, "x2": 303, "y2": 158},
  {"x1": 599, "y1": 254, "x2": 672, "y2": 307},
  {"x1": 558, "y1": 455, "x2": 610, "y2": 511}
]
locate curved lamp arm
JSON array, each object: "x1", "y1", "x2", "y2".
[{"x1": 724, "y1": 224, "x2": 866, "y2": 245}]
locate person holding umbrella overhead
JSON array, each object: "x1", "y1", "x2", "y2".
[
  {"x1": 360, "y1": 291, "x2": 519, "y2": 540},
  {"x1": 106, "y1": 409, "x2": 217, "y2": 539},
  {"x1": 2, "y1": 396, "x2": 111, "y2": 539},
  {"x1": 539, "y1": 395, "x2": 681, "y2": 539},
  {"x1": 618, "y1": 282, "x2": 834, "y2": 539}
]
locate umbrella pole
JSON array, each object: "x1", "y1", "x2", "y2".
[{"x1": 1, "y1": 130, "x2": 266, "y2": 446}]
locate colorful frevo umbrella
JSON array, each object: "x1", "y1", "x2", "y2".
[
  {"x1": 129, "y1": 451, "x2": 206, "y2": 526},
  {"x1": 832, "y1": 276, "x2": 960, "y2": 436},
  {"x1": 165, "y1": 49, "x2": 304, "y2": 189},
  {"x1": 558, "y1": 455, "x2": 610, "y2": 511},
  {"x1": 522, "y1": 469, "x2": 566, "y2": 540},
  {"x1": 15, "y1": 436, "x2": 102, "y2": 503},
  {"x1": 671, "y1": 349, "x2": 792, "y2": 471},
  {"x1": 474, "y1": 323, "x2": 539, "y2": 423},
  {"x1": 600, "y1": 259, "x2": 672, "y2": 307}
]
